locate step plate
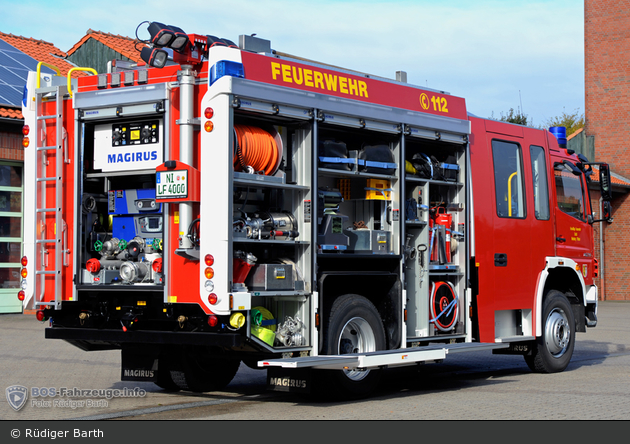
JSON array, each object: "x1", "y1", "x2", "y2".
[{"x1": 258, "y1": 342, "x2": 511, "y2": 370}]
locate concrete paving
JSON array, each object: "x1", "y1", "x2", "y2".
[{"x1": 0, "y1": 301, "x2": 628, "y2": 420}]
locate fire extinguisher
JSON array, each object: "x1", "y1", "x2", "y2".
[{"x1": 430, "y1": 207, "x2": 452, "y2": 263}]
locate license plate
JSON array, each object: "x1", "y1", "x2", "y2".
[{"x1": 156, "y1": 170, "x2": 187, "y2": 199}]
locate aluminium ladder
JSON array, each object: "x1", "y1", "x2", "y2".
[{"x1": 33, "y1": 83, "x2": 69, "y2": 310}]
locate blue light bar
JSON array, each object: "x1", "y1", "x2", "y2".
[
  {"x1": 549, "y1": 126, "x2": 567, "y2": 148},
  {"x1": 210, "y1": 60, "x2": 245, "y2": 86}
]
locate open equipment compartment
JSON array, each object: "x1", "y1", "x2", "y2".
[
  {"x1": 77, "y1": 114, "x2": 166, "y2": 290},
  {"x1": 227, "y1": 103, "x2": 314, "y2": 352},
  {"x1": 403, "y1": 133, "x2": 467, "y2": 341}
]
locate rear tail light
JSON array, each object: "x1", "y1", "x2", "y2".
[
  {"x1": 207, "y1": 315, "x2": 218, "y2": 327},
  {"x1": 208, "y1": 293, "x2": 218, "y2": 305},
  {"x1": 36, "y1": 310, "x2": 46, "y2": 322},
  {"x1": 21, "y1": 256, "x2": 28, "y2": 266},
  {"x1": 22, "y1": 125, "x2": 29, "y2": 136},
  {"x1": 17, "y1": 290, "x2": 25, "y2": 301}
]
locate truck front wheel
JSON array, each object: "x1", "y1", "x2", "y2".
[
  {"x1": 524, "y1": 290, "x2": 575, "y2": 373},
  {"x1": 318, "y1": 294, "x2": 386, "y2": 398}
]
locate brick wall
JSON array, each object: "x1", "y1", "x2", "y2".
[
  {"x1": 585, "y1": 0, "x2": 630, "y2": 301},
  {"x1": 0, "y1": 132, "x2": 24, "y2": 161}
]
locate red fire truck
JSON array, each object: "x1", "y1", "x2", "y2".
[{"x1": 19, "y1": 22, "x2": 612, "y2": 397}]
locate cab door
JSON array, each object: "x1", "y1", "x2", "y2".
[
  {"x1": 488, "y1": 136, "x2": 533, "y2": 311},
  {"x1": 551, "y1": 154, "x2": 594, "y2": 285}
]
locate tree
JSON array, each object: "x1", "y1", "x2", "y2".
[
  {"x1": 500, "y1": 108, "x2": 529, "y2": 126},
  {"x1": 489, "y1": 108, "x2": 530, "y2": 126},
  {"x1": 542, "y1": 108, "x2": 584, "y2": 136}
]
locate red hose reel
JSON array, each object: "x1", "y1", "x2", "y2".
[{"x1": 430, "y1": 281, "x2": 459, "y2": 332}]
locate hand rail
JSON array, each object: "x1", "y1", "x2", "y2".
[
  {"x1": 36, "y1": 62, "x2": 61, "y2": 89},
  {"x1": 67, "y1": 67, "x2": 98, "y2": 97},
  {"x1": 508, "y1": 171, "x2": 518, "y2": 217}
]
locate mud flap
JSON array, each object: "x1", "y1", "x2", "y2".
[
  {"x1": 492, "y1": 342, "x2": 533, "y2": 355},
  {"x1": 267, "y1": 367, "x2": 312, "y2": 394},
  {"x1": 121, "y1": 345, "x2": 158, "y2": 382}
]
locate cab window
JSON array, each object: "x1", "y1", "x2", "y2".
[
  {"x1": 530, "y1": 146, "x2": 550, "y2": 220},
  {"x1": 554, "y1": 165, "x2": 585, "y2": 221},
  {"x1": 492, "y1": 140, "x2": 526, "y2": 218}
]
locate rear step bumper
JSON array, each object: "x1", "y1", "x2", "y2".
[
  {"x1": 259, "y1": 342, "x2": 510, "y2": 371},
  {"x1": 45, "y1": 327, "x2": 242, "y2": 351}
]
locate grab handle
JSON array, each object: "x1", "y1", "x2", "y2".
[{"x1": 67, "y1": 67, "x2": 98, "y2": 97}]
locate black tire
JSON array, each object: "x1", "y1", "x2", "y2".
[
  {"x1": 317, "y1": 294, "x2": 386, "y2": 399},
  {"x1": 171, "y1": 346, "x2": 241, "y2": 392},
  {"x1": 524, "y1": 290, "x2": 575, "y2": 373},
  {"x1": 155, "y1": 350, "x2": 181, "y2": 392}
]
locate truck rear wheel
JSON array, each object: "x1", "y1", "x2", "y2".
[
  {"x1": 155, "y1": 350, "x2": 181, "y2": 391},
  {"x1": 319, "y1": 294, "x2": 386, "y2": 398},
  {"x1": 171, "y1": 346, "x2": 241, "y2": 392},
  {"x1": 524, "y1": 290, "x2": 575, "y2": 373}
]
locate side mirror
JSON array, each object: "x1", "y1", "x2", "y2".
[
  {"x1": 563, "y1": 160, "x2": 582, "y2": 176},
  {"x1": 599, "y1": 163, "x2": 612, "y2": 201},
  {"x1": 602, "y1": 200, "x2": 613, "y2": 222}
]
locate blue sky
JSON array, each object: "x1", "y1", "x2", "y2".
[{"x1": 0, "y1": 0, "x2": 584, "y2": 126}]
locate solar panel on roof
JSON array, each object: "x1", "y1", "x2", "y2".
[
  {"x1": 0, "y1": 84, "x2": 20, "y2": 105},
  {"x1": 0, "y1": 39, "x2": 16, "y2": 51},
  {"x1": 0, "y1": 37, "x2": 57, "y2": 107},
  {"x1": 4, "y1": 51, "x2": 39, "y2": 70},
  {"x1": 0, "y1": 65, "x2": 28, "y2": 85}
]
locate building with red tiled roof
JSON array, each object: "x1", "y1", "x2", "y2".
[
  {"x1": 0, "y1": 32, "x2": 85, "y2": 78},
  {"x1": 585, "y1": 0, "x2": 630, "y2": 301},
  {"x1": 66, "y1": 29, "x2": 144, "y2": 74},
  {"x1": 0, "y1": 31, "x2": 91, "y2": 123}
]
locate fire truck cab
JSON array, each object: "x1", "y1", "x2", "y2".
[{"x1": 20, "y1": 23, "x2": 612, "y2": 397}]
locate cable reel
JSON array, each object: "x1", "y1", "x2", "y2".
[{"x1": 430, "y1": 281, "x2": 459, "y2": 332}]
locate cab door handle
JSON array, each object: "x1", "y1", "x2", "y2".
[
  {"x1": 556, "y1": 236, "x2": 566, "y2": 243},
  {"x1": 494, "y1": 253, "x2": 507, "y2": 267}
]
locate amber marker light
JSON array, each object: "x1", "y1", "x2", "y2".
[
  {"x1": 204, "y1": 267, "x2": 214, "y2": 279},
  {"x1": 204, "y1": 121, "x2": 214, "y2": 132}
]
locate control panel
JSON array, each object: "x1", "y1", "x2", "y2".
[
  {"x1": 112, "y1": 120, "x2": 160, "y2": 146},
  {"x1": 93, "y1": 118, "x2": 163, "y2": 172}
]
